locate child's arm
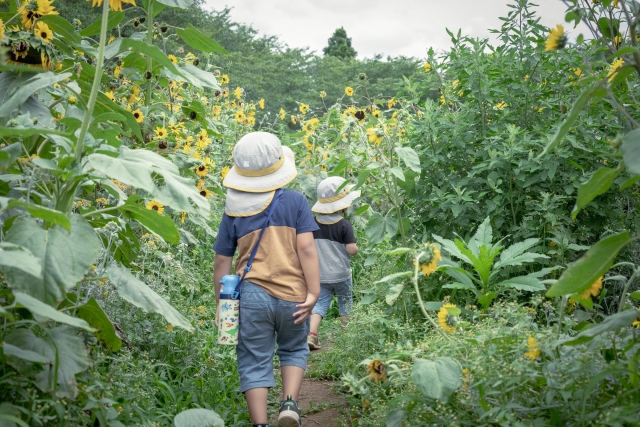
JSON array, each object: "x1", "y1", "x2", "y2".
[
  {"x1": 346, "y1": 243, "x2": 358, "y2": 256},
  {"x1": 294, "y1": 231, "x2": 320, "y2": 324},
  {"x1": 213, "y1": 253, "x2": 233, "y2": 327}
]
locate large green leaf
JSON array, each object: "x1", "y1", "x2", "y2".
[
  {"x1": 365, "y1": 212, "x2": 386, "y2": 244},
  {"x1": 76, "y1": 298, "x2": 122, "y2": 351},
  {"x1": 494, "y1": 238, "x2": 540, "y2": 270},
  {"x1": 385, "y1": 283, "x2": 404, "y2": 306},
  {"x1": 4, "y1": 326, "x2": 90, "y2": 399},
  {"x1": 7, "y1": 200, "x2": 70, "y2": 231},
  {"x1": 411, "y1": 357, "x2": 461, "y2": 401},
  {"x1": 118, "y1": 195, "x2": 180, "y2": 244},
  {"x1": 4, "y1": 215, "x2": 101, "y2": 305},
  {"x1": 176, "y1": 24, "x2": 229, "y2": 54},
  {"x1": 12, "y1": 292, "x2": 95, "y2": 332},
  {"x1": 107, "y1": 263, "x2": 194, "y2": 332},
  {"x1": 561, "y1": 310, "x2": 638, "y2": 346},
  {"x1": 156, "y1": 0, "x2": 195, "y2": 7},
  {"x1": 2, "y1": 342, "x2": 50, "y2": 364},
  {"x1": 79, "y1": 11, "x2": 124, "y2": 37},
  {"x1": 572, "y1": 167, "x2": 622, "y2": 219},
  {"x1": 622, "y1": 129, "x2": 640, "y2": 176},
  {"x1": 547, "y1": 232, "x2": 632, "y2": 297},
  {"x1": 0, "y1": 242, "x2": 42, "y2": 279},
  {"x1": 394, "y1": 147, "x2": 421, "y2": 173},
  {"x1": 0, "y1": 143, "x2": 22, "y2": 173},
  {"x1": 173, "y1": 408, "x2": 224, "y2": 427},
  {"x1": 0, "y1": 72, "x2": 72, "y2": 117},
  {"x1": 88, "y1": 147, "x2": 209, "y2": 217},
  {"x1": 494, "y1": 275, "x2": 546, "y2": 292},
  {"x1": 471, "y1": 217, "x2": 493, "y2": 248}
]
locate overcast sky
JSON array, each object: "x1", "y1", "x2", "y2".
[{"x1": 203, "y1": 0, "x2": 581, "y2": 59}]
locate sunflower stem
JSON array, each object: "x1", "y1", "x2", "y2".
[
  {"x1": 75, "y1": 0, "x2": 110, "y2": 165},
  {"x1": 145, "y1": 0, "x2": 154, "y2": 107},
  {"x1": 556, "y1": 296, "x2": 567, "y2": 341},
  {"x1": 618, "y1": 268, "x2": 639, "y2": 313}
]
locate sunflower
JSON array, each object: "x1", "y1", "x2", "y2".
[
  {"x1": 366, "y1": 360, "x2": 387, "y2": 384},
  {"x1": 132, "y1": 108, "x2": 144, "y2": 123},
  {"x1": 21, "y1": 0, "x2": 59, "y2": 30},
  {"x1": 146, "y1": 200, "x2": 164, "y2": 215},
  {"x1": 545, "y1": 24, "x2": 566, "y2": 51},
  {"x1": 168, "y1": 54, "x2": 178, "y2": 64},
  {"x1": 221, "y1": 166, "x2": 230, "y2": 179},
  {"x1": 437, "y1": 303, "x2": 457, "y2": 333},
  {"x1": 184, "y1": 52, "x2": 196, "y2": 64},
  {"x1": 0, "y1": 19, "x2": 6, "y2": 41},
  {"x1": 154, "y1": 127, "x2": 168, "y2": 139},
  {"x1": 344, "y1": 86, "x2": 354, "y2": 97},
  {"x1": 420, "y1": 243, "x2": 442, "y2": 276},
  {"x1": 299, "y1": 103, "x2": 309, "y2": 115},
  {"x1": 607, "y1": 58, "x2": 624, "y2": 82},
  {"x1": 354, "y1": 110, "x2": 366, "y2": 121},
  {"x1": 222, "y1": 89, "x2": 229, "y2": 97},
  {"x1": 105, "y1": 90, "x2": 115, "y2": 102},
  {"x1": 195, "y1": 164, "x2": 209, "y2": 177},
  {"x1": 68, "y1": 96, "x2": 76, "y2": 104},
  {"x1": 199, "y1": 188, "x2": 212, "y2": 198},
  {"x1": 157, "y1": 141, "x2": 168, "y2": 150},
  {"x1": 279, "y1": 108, "x2": 286, "y2": 120},
  {"x1": 196, "y1": 179, "x2": 206, "y2": 190},
  {"x1": 524, "y1": 336, "x2": 541, "y2": 360},
  {"x1": 33, "y1": 21, "x2": 54, "y2": 43},
  {"x1": 291, "y1": 115, "x2": 297, "y2": 125},
  {"x1": 319, "y1": 90, "x2": 326, "y2": 98},
  {"x1": 234, "y1": 110, "x2": 246, "y2": 123},
  {"x1": 88, "y1": 0, "x2": 137, "y2": 12},
  {"x1": 233, "y1": 86, "x2": 243, "y2": 99},
  {"x1": 258, "y1": 98, "x2": 265, "y2": 109},
  {"x1": 581, "y1": 276, "x2": 603, "y2": 299},
  {"x1": 180, "y1": 211, "x2": 187, "y2": 224},
  {"x1": 366, "y1": 127, "x2": 383, "y2": 145},
  {"x1": 220, "y1": 74, "x2": 229, "y2": 84},
  {"x1": 633, "y1": 317, "x2": 640, "y2": 328},
  {"x1": 424, "y1": 62, "x2": 431, "y2": 72}
]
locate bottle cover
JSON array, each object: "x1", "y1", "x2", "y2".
[{"x1": 218, "y1": 275, "x2": 240, "y2": 345}]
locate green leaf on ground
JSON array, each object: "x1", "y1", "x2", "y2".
[
  {"x1": 411, "y1": 357, "x2": 462, "y2": 401},
  {"x1": 173, "y1": 408, "x2": 224, "y2": 427}
]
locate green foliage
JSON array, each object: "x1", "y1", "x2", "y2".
[{"x1": 323, "y1": 27, "x2": 357, "y2": 60}]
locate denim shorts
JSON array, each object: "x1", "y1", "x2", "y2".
[
  {"x1": 236, "y1": 281, "x2": 310, "y2": 393},
  {"x1": 311, "y1": 277, "x2": 353, "y2": 317}
]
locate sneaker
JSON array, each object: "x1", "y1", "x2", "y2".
[
  {"x1": 278, "y1": 395, "x2": 301, "y2": 427},
  {"x1": 307, "y1": 334, "x2": 321, "y2": 350}
]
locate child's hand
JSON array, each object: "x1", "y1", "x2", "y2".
[{"x1": 293, "y1": 293, "x2": 318, "y2": 324}]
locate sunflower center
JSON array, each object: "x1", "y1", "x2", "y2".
[
  {"x1": 41, "y1": 31, "x2": 47, "y2": 38},
  {"x1": 152, "y1": 205, "x2": 159, "y2": 211},
  {"x1": 200, "y1": 190, "x2": 206, "y2": 196}
]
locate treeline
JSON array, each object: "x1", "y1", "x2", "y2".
[{"x1": 56, "y1": 0, "x2": 420, "y2": 120}]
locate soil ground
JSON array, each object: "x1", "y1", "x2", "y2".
[{"x1": 271, "y1": 342, "x2": 348, "y2": 427}]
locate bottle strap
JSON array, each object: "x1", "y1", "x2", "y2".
[{"x1": 234, "y1": 188, "x2": 284, "y2": 297}]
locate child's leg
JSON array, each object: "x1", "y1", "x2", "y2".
[
  {"x1": 336, "y1": 277, "x2": 353, "y2": 317},
  {"x1": 309, "y1": 283, "x2": 333, "y2": 334},
  {"x1": 236, "y1": 282, "x2": 278, "y2": 424},
  {"x1": 281, "y1": 365, "x2": 305, "y2": 399}
]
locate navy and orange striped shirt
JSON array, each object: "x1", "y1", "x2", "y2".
[{"x1": 213, "y1": 189, "x2": 319, "y2": 302}]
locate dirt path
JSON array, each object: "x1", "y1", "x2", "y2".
[{"x1": 272, "y1": 344, "x2": 348, "y2": 426}]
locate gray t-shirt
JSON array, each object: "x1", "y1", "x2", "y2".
[{"x1": 312, "y1": 214, "x2": 356, "y2": 283}]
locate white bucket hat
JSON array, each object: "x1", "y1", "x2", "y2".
[
  {"x1": 311, "y1": 176, "x2": 361, "y2": 214},
  {"x1": 224, "y1": 137, "x2": 296, "y2": 216},
  {"x1": 223, "y1": 132, "x2": 297, "y2": 193}
]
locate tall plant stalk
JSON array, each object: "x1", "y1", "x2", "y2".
[
  {"x1": 145, "y1": 0, "x2": 155, "y2": 106},
  {"x1": 75, "y1": 0, "x2": 110, "y2": 165}
]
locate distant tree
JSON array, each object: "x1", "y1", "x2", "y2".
[{"x1": 322, "y1": 27, "x2": 357, "y2": 60}]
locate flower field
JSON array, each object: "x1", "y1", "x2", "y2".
[{"x1": 0, "y1": 0, "x2": 639, "y2": 426}]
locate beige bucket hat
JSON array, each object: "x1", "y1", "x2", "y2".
[
  {"x1": 311, "y1": 176, "x2": 361, "y2": 214},
  {"x1": 223, "y1": 132, "x2": 297, "y2": 193},
  {"x1": 224, "y1": 146, "x2": 295, "y2": 217}
]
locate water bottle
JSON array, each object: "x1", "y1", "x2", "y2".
[{"x1": 218, "y1": 275, "x2": 241, "y2": 345}]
